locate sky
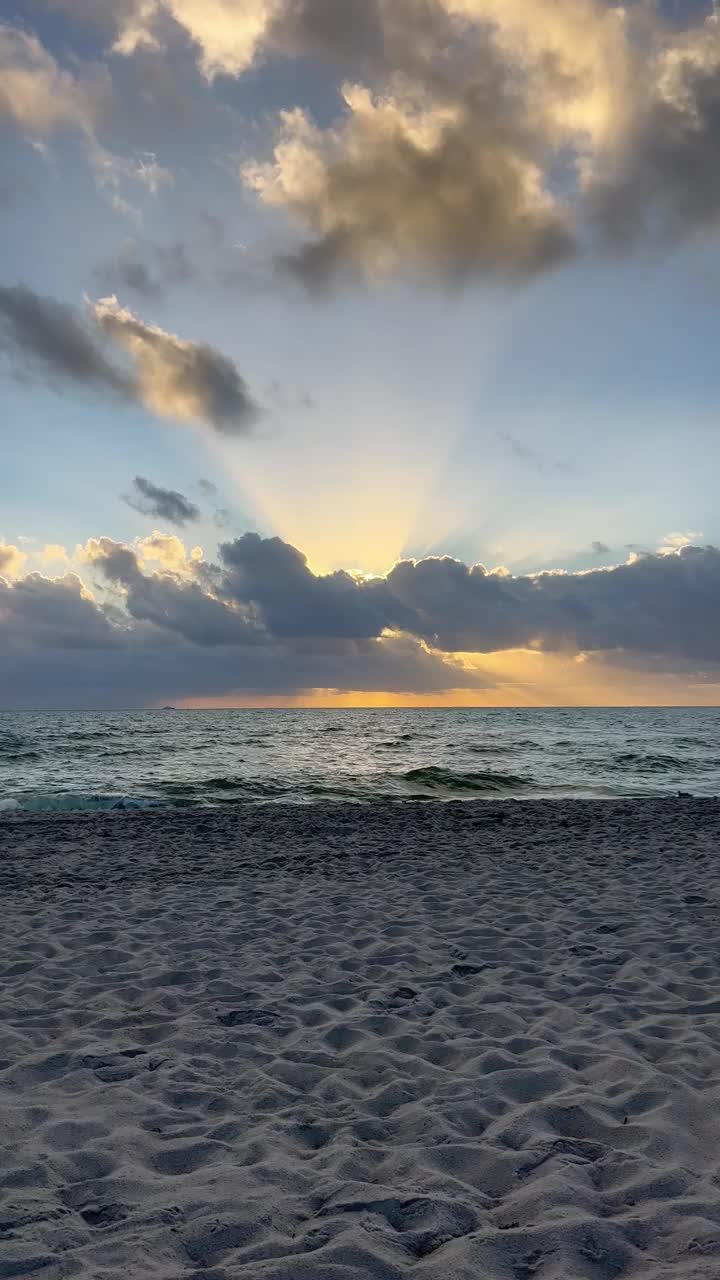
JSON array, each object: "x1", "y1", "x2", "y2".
[{"x1": 1, "y1": 0, "x2": 720, "y2": 708}]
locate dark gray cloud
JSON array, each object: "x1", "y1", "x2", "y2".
[
  {"x1": 0, "y1": 284, "x2": 130, "y2": 396},
  {"x1": 589, "y1": 32, "x2": 720, "y2": 247},
  {"x1": 96, "y1": 240, "x2": 195, "y2": 299},
  {"x1": 89, "y1": 538, "x2": 260, "y2": 646},
  {"x1": 0, "y1": 284, "x2": 260, "y2": 434},
  {"x1": 219, "y1": 534, "x2": 405, "y2": 639},
  {"x1": 124, "y1": 476, "x2": 201, "y2": 527},
  {"x1": 3, "y1": 537, "x2": 720, "y2": 704},
  {"x1": 0, "y1": 572, "x2": 122, "y2": 651},
  {"x1": 592, "y1": 541, "x2": 611, "y2": 555},
  {"x1": 268, "y1": 0, "x2": 384, "y2": 66},
  {"x1": 0, "y1": 631, "x2": 482, "y2": 708},
  {"x1": 385, "y1": 545, "x2": 720, "y2": 662},
  {"x1": 94, "y1": 531, "x2": 720, "y2": 665}
]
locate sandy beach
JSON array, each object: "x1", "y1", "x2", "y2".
[{"x1": 1, "y1": 798, "x2": 720, "y2": 1279}]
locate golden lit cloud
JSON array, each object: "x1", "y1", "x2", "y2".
[
  {"x1": 39, "y1": 544, "x2": 69, "y2": 566},
  {"x1": 0, "y1": 543, "x2": 27, "y2": 580},
  {"x1": 91, "y1": 295, "x2": 259, "y2": 433},
  {"x1": 441, "y1": 0, "x2": 634, "y2": 148},
  {"x1": 136, "y1": 532, "x2": 203, "y2": 575},
  {"x1": 0, "y1": 23, "x2": 107, "y2": 136},
  {"x1": 114, "y1": 0, "x2": 282, "y2": 78},
  {"x1": 243, "y1": 82, "x2": 573, "y2": 285}
]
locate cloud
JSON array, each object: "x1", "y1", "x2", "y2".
[
  {"x1": 591, "y1": 541, "x2": 611, "y2": 555},
  {"x1": 219, "y1": 533, "x2": 404, "y2": 638},
  {"x1": 124, "y1": 476, "x2": 201, "y2": 527},
  {"x1": 238, "y1": 0, "x2": 627, "y2": 285},
  {"x1": 38, "y1": 545, "x2": 70, "y2": 570},
  {"x1": 97, "y1": 240, "x2": 194, "y2": 299},
  {"x1": 0, "y1": 284, "x2": 260, "y2": 434},
  {"x1": 496, "y1": 431, "x2": 570, "y2": 473},
  {"x1": 26, "y1": 2, "x2": 720, "y2": 284},
  {"x1": 136, "y1": 532, "x2": 203, "y2": 573},
  {"x1": 20, "y1": 532, "x2": 720, "y2": 667},
  {"x1": 0, "y1": 22, "x2": 108, "y2": 136},
  {"x1": 111, "y1": 0, "x2": 282, "y2": 77},
  {"x1": 235, "y1": 0, "x2": 720, "y2": 284},
  {"x1": 90, "y1": 147, "x2": 173, "y2": 219},
  {"x1": 658, "y1": 530, "x2": 704, "y2": 555},
  {"x1": 85, "y1": 535, "x2": 263, "y2": 646},
  {"x1": 243, "y1": 83, "x2": 575, "y2": 288},
  {"x1": 386, "y1": 543, "x2": 720, "y2": 662},
  {"x1": 3, "y1": 534, "x2": 720, "y2": 705},
  {"x1": 0, "y1": 23, "x2": 173, "y2": 218},
  {"x1": 93, "y1": 295, "x2": 260, "y2": 432},
  {"x1": 587, "y1": 16, "x2": 720, "y2": 246},
  {"x1": 18, "y1": 3, "x2": 720, "y2": 287},
  {"x1": 0, "y1": 284, "x2": 130, "y2": 396},
  {"x1": 0, "y1": 543, "x2": 27, "y2": 579},
  {"x1": 217, "y1": 535, "x2": 720, "y2": 666},
  {"x1": 0, "y1": 572, "x2": 122, "y2": 650}
]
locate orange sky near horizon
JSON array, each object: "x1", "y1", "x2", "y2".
[{"x1": 171, "y1": 650, "x2": 720, "y2": 709}]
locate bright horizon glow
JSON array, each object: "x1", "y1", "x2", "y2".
[{"x1": 171, "y1": 648, "x2": 720, "y2": 710}]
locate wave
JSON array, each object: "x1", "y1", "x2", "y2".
[
  {"x1": 0, "y1": 793, "x2": 154, "y2": 814},
  {"x1": 62, "y1": 730, "x2": 115, "y2": 742},
  {"x1": 466, "y1": 740, "x2": 536, "y2": 756},
  {"x1": 399, "y1": 766, "x2": 532, "y2": 795},
  {"x1": 0, "y1": 734, "x2": 32, "y2": 754},
  {"x1": 611, "y1": 752, "x2": 717, "y2": 774}
]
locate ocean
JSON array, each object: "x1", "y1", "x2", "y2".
[{"x1": 0, "y1": 706, "x2": 718, "y2": 812}]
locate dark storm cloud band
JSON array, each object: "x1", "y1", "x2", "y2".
[{"x1": 4, "y1": 534, "x2": 719, "y2": 666}]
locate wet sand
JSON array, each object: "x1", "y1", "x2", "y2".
[{"x1": 1, "y1": 799, "x2": 720, "y2": 1279}]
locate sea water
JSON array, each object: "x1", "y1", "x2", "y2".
[{"x1": 0, "y1": 707, "x2": 719, "y2": 812}]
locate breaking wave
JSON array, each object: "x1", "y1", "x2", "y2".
[
  {"x1": 0, "y1": 793, "x2": 154, "y2": 814},
  {"x1": 399, "y1": 766, "x2": 532, "y2": 795}
]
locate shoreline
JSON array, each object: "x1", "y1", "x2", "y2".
[
  {"x1": 1, "y1": 796, "x2": 718, "y2": 891},
  {"x1": 2, "y1": 799, "x2": 720, "y2": 1277}
]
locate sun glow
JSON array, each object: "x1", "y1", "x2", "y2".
[
  {"x1": 172, "y1": 649, "x2": 720, "y2": 709},
  {"x1": 207, "y1": 289, "x2": 514, "y2": 574}
]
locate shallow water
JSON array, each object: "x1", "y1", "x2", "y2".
[{"x1": 0, "y1": 706, "x2": 719, "y2": 812}]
